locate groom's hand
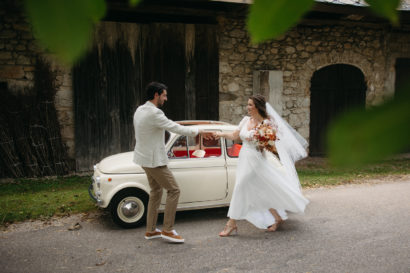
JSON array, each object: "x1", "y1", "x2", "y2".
[
  {"x1": 212, "y1": 131, "x2": 221, "y2": 140},
  {"x1": 199, "y1": 130, "x2": 215, "y2": 140}
]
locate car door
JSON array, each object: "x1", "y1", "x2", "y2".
[
  {"x1": 224, "y1": 138, "x2": 241, "y2": 201},
  {"x1": 162, "y1": 133, "x2": 227, "y2": 204}
]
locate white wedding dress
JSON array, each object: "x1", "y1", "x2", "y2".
[{"x1": 227, "y1": 116, "x2": 309, "y2": 229}]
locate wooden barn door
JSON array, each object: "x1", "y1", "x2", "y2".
[
  {"x1": 309, "y1": 64, "x2": 366, "y2": 156},
  {"x1": 194, "y1": 24, "x2": 219, "y2": 120},
  {"x1": 142, "y1": 23, "x2": 186, "y2": 120},
  {"x1": 73, "y1": 22, "x2": 218, "y2": 171}
]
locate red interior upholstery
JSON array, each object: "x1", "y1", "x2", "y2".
[
  {"x1": 173, "y1": 150, "x2": 188, "y2": 157},
  {"x1": 173, "y1": 148, "x2": 222, "y2": 158},
  {"x1": 227, "y1": 144, "x2": 242, "y2": 157}
]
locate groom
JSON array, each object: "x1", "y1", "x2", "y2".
[{"x1": 133, "y1": 82, "x2": 206, "y2": 243}]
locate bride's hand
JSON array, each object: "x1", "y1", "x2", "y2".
[
  {"x1": 253, "y1": 129, "x2": 259, "y2": 138},
  {"x1": 246, "y1": 129, "x2": 257, "y2": 142}
]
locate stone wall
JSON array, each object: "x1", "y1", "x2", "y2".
[
  {"x1": 0, "y1": 1, "x2": 75, "y2": 157},
  {"x1": 0, "y1": 2, "x2": 37, "y2": 91},
  {"x1": 218, "y1": 17, "x2": 410, "y2": 140}
]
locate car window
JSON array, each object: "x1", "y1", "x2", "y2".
[
  {"x1": 186, "y1": 135, "x2": 201, "y2": 158},
  {"x1": 202, "y1": 135, "x2": 222, "y2": 158},
  {"x1": 168, "y1": 133, "x2": 223, "y2": 159},
  {"x1": 184, "y1": 133, "x2": 222, "y2": 158},
  {"x1": 225, "y1": 139, "x2": 242, "y2": 158},
  {"x1": 168, "y1": 135, "x2": 188, "y2": 159}
]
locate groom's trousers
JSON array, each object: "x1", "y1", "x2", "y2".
[{"x1": 142, "y1": 166, "x2": 180, "y2": 232}]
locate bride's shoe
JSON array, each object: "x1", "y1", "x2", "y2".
[
  {"x1": 267, "y1": 219, "x2": 282, "y2": 232},
  {"x1": 219, "y1": 224, "x2": 238, "y2": 237},
  {"x1": 267, "y1": 209, "x2": 283, "y2": 232}
]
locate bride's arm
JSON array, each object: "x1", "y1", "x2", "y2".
[{"x1": 214, "y1": 130, "x2": 240, "y2": 141}]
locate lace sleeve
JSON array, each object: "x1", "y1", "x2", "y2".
[{"x1": 237, "y1": 116, "x2": 249, "y2": 131}]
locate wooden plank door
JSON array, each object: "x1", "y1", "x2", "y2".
[{"x1": 73, "y1": 22, "x2": 219, "y2": 171}]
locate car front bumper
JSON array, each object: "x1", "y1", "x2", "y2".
[{"x1": 88, "y1": 176, "x2": 104, "y2": 206}]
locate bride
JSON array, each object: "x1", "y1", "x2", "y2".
[{"x1": 214, "y1": 94, "x2": 309, "y2": 236}]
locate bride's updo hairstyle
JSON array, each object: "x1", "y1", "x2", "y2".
[{"x1": 249, "y1": 94, "x2": 268, "y2": 119}]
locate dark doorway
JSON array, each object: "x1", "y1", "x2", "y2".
[
  {"x1": 395, "y1": 58, "x2": 410, "y2": 99},
  {"x1": 73, "y1": 23, "x2": 219, "y2": 171},
  {"x1": 309, "y1": 64, "x2": 367, "y2": 156}
]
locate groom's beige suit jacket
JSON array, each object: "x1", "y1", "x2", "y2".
[{"x1": 133, "y1": 101, "x2": 198, "y2": 168}]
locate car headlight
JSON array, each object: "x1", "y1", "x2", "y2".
[{"x1": 96, "y1": 176, "x2": 101, "y2": 189}]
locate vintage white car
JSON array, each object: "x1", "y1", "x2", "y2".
[{"x1": 89, "y1": 121, "x2": 244, "y2": 228}]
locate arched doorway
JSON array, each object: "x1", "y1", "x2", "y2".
[
  {"x1": 309, "y1": 64, "x2": 367, "y2": 156},
  {"x1": 395, "y1": 58, "x2": 410, "y2": 99}
]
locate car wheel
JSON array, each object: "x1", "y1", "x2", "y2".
[{"x1": 110, "y1": 189, "x2": 148, "y2": 228}]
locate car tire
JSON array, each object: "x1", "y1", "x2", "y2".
[{"x1": 110, "y1": 189, "x2": 148, "y2": 228}]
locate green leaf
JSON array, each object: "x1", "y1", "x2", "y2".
[
  {"x1": 247, "y1": 0, "x2": 315, "y2": 43},
  {"x1": 327, "y1": 86, "x2": 410, "y2": 168},
  {"x1": 24, "y1": 0, "x2": 106, "y2": 64},
  {"x1": 365, "y1": 0, "x2": 401, "y2": 25},
  {"x1": 129, "y1": 0, "x2": 141, "y2": 7}
]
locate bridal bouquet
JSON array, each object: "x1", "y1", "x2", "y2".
[{"x1": 252, "y1": 120, "x2": 278, "y2": 155}]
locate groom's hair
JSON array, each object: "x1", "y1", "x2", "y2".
[{"x1": 146, "y1": 82, "x2": 168, "y2": 100}]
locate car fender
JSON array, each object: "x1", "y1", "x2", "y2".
[{"x1": 104, "y1": 181, "x2": 150, "y2": 208}]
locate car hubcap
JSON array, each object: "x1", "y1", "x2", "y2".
[
  {"x1": 117, "y1": 197, "x2": 144, "y2": 223},
  {"x1": 121, "y1": 201, "x2": 139, "y2": 217}
]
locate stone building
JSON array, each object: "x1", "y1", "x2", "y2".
[
  {"x1": 218, "y1": 1, "x2": 410, "y2": 155},
  {"x1": 1, "y1": 0, "x2": 410, "y2": 175}
]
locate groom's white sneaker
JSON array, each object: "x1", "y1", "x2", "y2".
[
  {"x1": 161, "y1": 229, "x2": 185, "y2": 243},
  {"x1": 145, "y1": 228, "x2": 162, "y2": 240}
]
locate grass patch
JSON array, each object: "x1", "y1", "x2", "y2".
[
  {"x1": 297, "y1": 156, "x2": 410, "y2": 188},
  {"x1": 0, "y1": 157, "x2": 409, "y2": 225},
  {"x1": 0, "y1": 176, "x2": 97, "y2": 225}
]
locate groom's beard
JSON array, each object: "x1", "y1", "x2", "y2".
[{"x1": 158, "y1": 100, "x2": 166, "y2": 108}]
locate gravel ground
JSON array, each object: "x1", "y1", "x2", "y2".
[{"x1": 1, "y1": 178, "x2": 410, "y2": 273}]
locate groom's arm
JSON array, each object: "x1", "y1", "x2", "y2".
[{"x1": 153, "y1": 109, "x2": 199, "y2": 137}]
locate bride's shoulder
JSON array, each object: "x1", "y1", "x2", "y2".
[
  {"x1": 241, "y1": 116, "x2": 250, "y2": 123},
  {"x1": 238, "y1": 116, "x2": 250, "y2": 128}
]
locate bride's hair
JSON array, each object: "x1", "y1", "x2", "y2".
[{"x1": 249, "y1": 94, "x2": 268, "y2": 119}]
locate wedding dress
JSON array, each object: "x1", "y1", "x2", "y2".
[{"x1": 227, "y1": 106, "x2": 309, "y2": 229}]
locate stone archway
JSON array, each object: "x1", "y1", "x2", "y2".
[
  {"x1": 309, "y1": 64, "x2": 367, "y2": 156},
  {"x1": 297, "y1": 51, "x2": 374, "y2": 154}
]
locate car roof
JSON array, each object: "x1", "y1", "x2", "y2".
[
  {"x1": 175, "y1": 120, "x2": 237, "y2": 130},
  {"x1": 176, "y1": 120, "x2": 231, "y2": 126}
]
